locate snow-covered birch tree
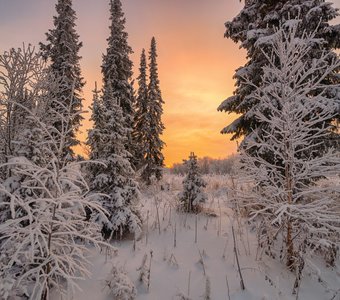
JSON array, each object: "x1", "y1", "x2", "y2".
[
  {"x1": 0, "y1": 46, "x2": 47, "y2": 225},
  {"x1": 238, "y1": 21, "x2": 340, "y2": 271},
  {"x1": 0, "y1": 79, "x2": 112, "y2": 300},
  {"x1": 0, "y1": 45, "x2": 45, "y2": 172}
]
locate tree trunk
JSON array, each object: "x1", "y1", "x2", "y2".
[
  {"x1": 286, "y1": 218, "x2": 294, "y2": 270},
  {"x1": 284, "y1": 121, "x2": 295, "y2": 270}
]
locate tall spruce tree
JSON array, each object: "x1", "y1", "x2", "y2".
[
  {"x1": 218, "y1": 0, "x2": 340, "y2": 147},
  {"x1": 132, "y1": 49, "x2": 148, "y2": 170},
  {"x1": 87, "y1": 84, "x2": 142, "y2": 239},
  {"x1": 102, "y1": 0, "x2": 135, "y2": 157},
  {"x1": 142, "y1": 37, "x2": 165, "y2": 185},
  {"x1": 87, "y1": 0, "x2": 142, "y2": 238},
  {"x1": 40, "y1": 0, "x2": 84, "y2": 161}
]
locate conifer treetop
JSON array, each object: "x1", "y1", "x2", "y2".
[
  {"x1": 132, "y1": 49, "x2": 148, "y2": 170},
  {"x1": 137, "y1": 49, "x2": 148, "y2": 113},
  {"x1": 102, "y1": 0, "x2": 134, "y2": 118},
  {"x1": 40, "y1": 0, "x2": 85, "y2": 159},
  {"x1": 218, "y1": 0, "x2": 340, "y2": 140},
  {"x1": 41, "y1": 0, "x2": 84, "y2": 85},
  {"x1": 148, "y1": 37, "x2": 164, "y2": 108},
  {"x1": 140, "y1": 37, "x2": 166, "y2": 184}
]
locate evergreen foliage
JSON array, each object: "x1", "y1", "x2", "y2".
[
  {"x1": 141, "y1": 38, "x2": 165, "y2": 185},
  {"x1": 132, "y1": 49, "x2": 148, "y2": 170},
  {"x1": 101, "y1": 0, "x2": 135, "y2": 157},
  {"x1": 87, "y1": 87, "x2": 142, "y2": 239},
  {"x1": 40, "y1": 0, "x2": 84, "y2": 161},
  {"x1": 87, "y1": 0, "x2": 142, "y2": 239},
  {"x1": 179, "y1": 152, "x2": 207, "y2": 213},
  {"x1": 218, "y1": 0, "x2": 340, "y2": 147}
]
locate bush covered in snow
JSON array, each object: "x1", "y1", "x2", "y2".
[
  {"x1": 179, "y1": 152, "x2": 207, "y2": 213},
  {"x1": 104, "y1": 265, "x2": 136, "y2": 300}
]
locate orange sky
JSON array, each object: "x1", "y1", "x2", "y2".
[
  {"x1": 77, "y1": 0, "x2": 246, "y2": 167},
  {"x1": 0, "y1": 0, "x2": 339, "y2": 166}
]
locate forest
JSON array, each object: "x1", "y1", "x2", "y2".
[{"x1": 0, "y1": 0, "x2": 339, "y2": 299}]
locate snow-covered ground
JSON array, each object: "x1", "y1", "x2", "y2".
[{"x1": 54, "y1": 175, "x2": 340, "y2": 300}]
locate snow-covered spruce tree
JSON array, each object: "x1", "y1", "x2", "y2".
[
  {"x1": 40, "y1": 0, "x2": 84, "y2": 161},
  {"x1": 87, "y1": 84, "x2": 142, "y2": 240},
  {"x1": 179, "y1": 152, "x2": 207, "y2": 213},
  {"x1": 86, "y1": 83, "x2": 103, "y2": 162},
  {"x1": 0, "y1": 85, "x2": 112, "y2": 300},
  {"x1": 102, "y1": 0, "x2": 135, "y2": 158},
  {"x1": 238, "y1": 22, "x2": 340, "y2": 271},
  {"x1": 218, "y1": 0, "x2": 340, "y2": 149},
  {"x1": 132, "y1": 49, "x2": 148, "y2": 170},
  {"x1": 141, "y1": 37, "x2": 165, "y2": 185}
]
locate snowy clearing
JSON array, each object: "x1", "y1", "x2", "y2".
[{"x1": 53, "y1": 175, "x2": 340, "y2": 300}]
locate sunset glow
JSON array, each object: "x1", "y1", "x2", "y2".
[{"x1": 1, "y1": 0, "x2": 339, "y2": 166}]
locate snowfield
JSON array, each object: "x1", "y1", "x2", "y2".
[{"x1": 52, "y1": 174, "x2": 340, "y2": 300}]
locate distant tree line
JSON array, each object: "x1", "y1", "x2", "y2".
[{"x1": 170, "y1": 154, "x2": 239, "y2": 175}]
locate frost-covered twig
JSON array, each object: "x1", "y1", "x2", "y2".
[{"x1": 232, "y1": 226, "x2": 245, "y2": 290}]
